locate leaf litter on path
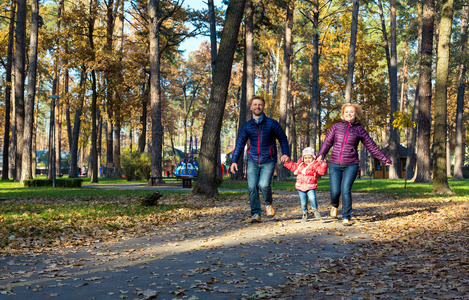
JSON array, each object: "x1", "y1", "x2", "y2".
[{"x1": 0, "y1": 191, "x2": 467, "y2": 299}]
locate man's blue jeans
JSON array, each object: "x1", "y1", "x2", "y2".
[
  {"x1": 298, "y1": 190, "x2": 318, "y2": 213},
  {"x1": 329, "y1": 163, "x2": 358, "y2": 220},
  {"x1": 246, "y1": 161, "x2": 276, "y2": 216}
]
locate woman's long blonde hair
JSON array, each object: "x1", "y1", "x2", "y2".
[{"x1": 341, "y1": 103, "x2": 363, "y2": 122}]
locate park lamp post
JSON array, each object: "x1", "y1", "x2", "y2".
[{"x1": 48, "y1": 95, "x2": 60, "y2": 188}]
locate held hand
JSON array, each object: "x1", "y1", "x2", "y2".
[
  {"x1": 281, "y1": 155, "x2": 290, "y2": 163},
  {"x1": 385, "y1": 162, "x2": 392, "y2": 166},
  {"x1": 316, "y1": 155, "x2": 323, "y2": 162},
  {"x1": 230, "y1": 163, "x2": 238, "y2": 173}
]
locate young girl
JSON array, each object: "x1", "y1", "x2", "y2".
[{"x1": 284, "y1": 147, "x2": 328, "y2": 221}]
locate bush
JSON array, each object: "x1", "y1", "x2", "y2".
[
  {"x1": 121, "y1": 149, "x2": 151, "y2": 181},
  {"x1": 23, "y1": 178, "x2": 83, "y2": 188}
]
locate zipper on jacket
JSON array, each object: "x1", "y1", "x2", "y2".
[
  {"x1": 339, "y1": 123, "x2": 351, "y2": 165},
  {"x1": 256, "y1": 124, "x2": 261, "y2": 164}
]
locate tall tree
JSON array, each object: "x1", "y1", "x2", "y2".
[
  {"x1": 387, "y1": 0, "x2": 401, "y2": 179},
  {"x1": 277, "y1": 0, "x2": 294, "y2": 181},
  {"x1": 105, "y1": 0, "x2": 116, "y2": 178},
  {"x1": 432, "y1": 0, "x2": 454, "y2": 194},
  {"x1": 148, "y1": 0, "x2": 164, "y2": 183},
  {"x1": 69, "y1": 69, "x2": 86, "y2": 179},
  {"x1": 344, "y1": 0, "x2": 359, "y2": 103},
  {"x1": 406, "y1": 3, "x2": 423, "y2": 180},
  {"x1": 193, "y1": 0, "x2": 247, "y2": 197},
  {"x1": 14, "y1": 0, "x2": 27, "y2": 182},
  {"x1": 415, "y1": 0, "x2": 434, "y2": 183},
  {"x1": 245, "y1": 0, "x2": 255, "y2": 115},
  {"x1": 453, "y1": 4, "x2": 468, "y2": 180},
  {"x1": 2, "y1": 0, "x2": 16, "y2": 180},
  {"x1": 309, "y1": 0, "x2": 320, "y2": 151},
  {"x1": 21, "y1": 0, "x2": 39, "y2": 183},
  {"x1": 89, "y1": 0, "x2": 99, "y2": 183}
]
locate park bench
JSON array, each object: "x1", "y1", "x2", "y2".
[
  {"x1": 175, "y1": 175, "x2": 197, "y2": 188},
  {"x1": 149, "y1": 175, "x2": 196, "y2": 188}
]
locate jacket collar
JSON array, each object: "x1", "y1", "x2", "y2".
[{"x1": 251, "y1": 113, "x2": 266, "y2": 124}]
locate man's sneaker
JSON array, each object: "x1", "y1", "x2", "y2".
[
  {"x1": 302, "y1": 212, "x2": 308, "y2": 222},
  {"x1": 330, "y1": 206, "x2": 338, "y2": 218},
  {"x1": 266, "y1": 205, "x2": 275, "y2": 218},
  {"x1": 313, "y1": 209, "x2": 321, "y2": 218},
  {"x1": 343, "y1": 219, "x2": 351, "y2": 226},
  {"x1": 251, "y1": 214, "x2": 261, "y2": 223}
]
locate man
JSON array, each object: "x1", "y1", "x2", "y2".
[{"x1": 230, "y1": 96, "x2": 290, "y2": 223}]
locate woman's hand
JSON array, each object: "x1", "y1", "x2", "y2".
[{"x1": 316, "y1": 155, "x2": 323, "y2": 162}]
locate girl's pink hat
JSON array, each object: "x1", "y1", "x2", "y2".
[{"x1": 302, "y1": 147, "x2": 315, "y2": 157}]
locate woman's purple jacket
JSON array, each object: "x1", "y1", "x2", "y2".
[{"x1": 318, "y1": 120, "x2": 392, "y2": 165}]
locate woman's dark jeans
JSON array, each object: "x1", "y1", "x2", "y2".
[{"x1": 328, "y1": 163, "x2": 358, "y2": 220}]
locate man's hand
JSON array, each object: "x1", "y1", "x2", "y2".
[
  {"x1": 230, "y1": 163, "x2": 238, "y2": 173},
  {"x1": 281, "y1": 155, "x2": 290, "y2": 163}
]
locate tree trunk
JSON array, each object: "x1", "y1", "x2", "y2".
[
  {"x1": 415, "y1": 0, "x2": 434, "y2": 183},
  {"x1": 69, "y1": 68, "x2": 86, "y2": 178},
  {"x1": 309, "y1": 0, "x2": 319, "y2": 150},
  {"x1": 432, "y1": 0, "x2": 454, "y2": 194},
  {"x1": 453, "y1": 4, "x2": 468, "y2": 180},
  {"x1": 21, "y1": 0, "x2": 39, "y2": 183},
  {"x1": 407, "y1": 3, "x2": 423, "y2": 181},
  {"x1": 89, "y1": 0, "x2": 99, "y2": 183},
  {"x1": 208, "y1": 0, "x2": 217, "y2": 77},
  {"x1": 2, "y1": 0, "x2": 16, "y2": 180},
  {"x1": 138, "y1": 79, "x2": 149, "y2": 153},
  {"x1": 245, "y1": 0, "x2": 255, "y2": 117},
  {"x1": 193, "y1": 0, "x2": 246, "y2": 197},
  {"x1": 388, "y1": 0, "x2": 401, "y2": 179},
  {"x1": 406, "y1": 86, "x2": 419, "y2": 180},
  {"x1": 14, "y1": 0, "x2": 27, "y2": 182},
  {"x1": 148, "y1": 0, "x2": 164, "y2": 183},
  {"x1": 344, "y1": 0, "x2": 359, "y2": 103},
  {"x1": 277, "y1": 0, "x2": 294, "y2": 181},
  {"x1": 234, "y1": 54, "x2": 247, "y2": 180},
  {"x1": 113, "y1": 118, "x2": 121, "y2": 176},
  {"x1": 209, "y1": 0, "x2": 224, "y2": 179},
  {"x1": 105, "y1": 0, "x2": 116, "y2": 177}
]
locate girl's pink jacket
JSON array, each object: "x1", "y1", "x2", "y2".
[{"x1": 284, "y1": 158, "x2": 328, "y2": 192}]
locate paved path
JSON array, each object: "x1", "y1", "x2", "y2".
[{"x1": 0, "y1": 188, "x2": 372, "y2": 300}]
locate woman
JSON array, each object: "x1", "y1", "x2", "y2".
[{"x1": 316, "y1": 103, "x2": 392, "y2": 226}]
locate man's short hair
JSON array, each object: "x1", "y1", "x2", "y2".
[{"x1": 251, "y1": 96, "x2": 265, "y2": 105}]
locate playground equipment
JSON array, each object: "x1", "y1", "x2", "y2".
[{"x1": 173, "y1": 136, "x2": 198, "y2": 187}]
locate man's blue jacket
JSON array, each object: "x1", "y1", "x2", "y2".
[{"x1": 231, "y1": 113, "x2": 290, "y2": 165}]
